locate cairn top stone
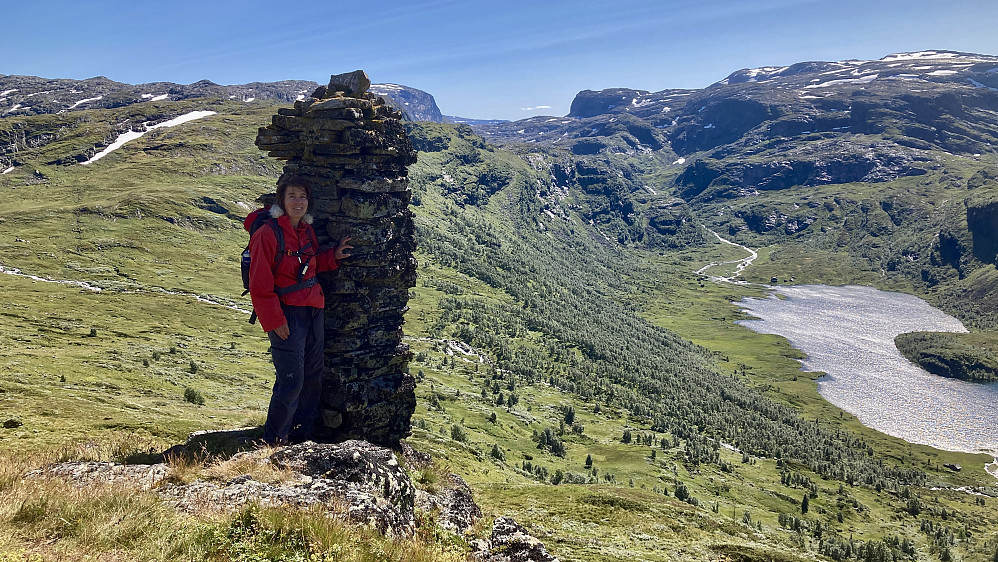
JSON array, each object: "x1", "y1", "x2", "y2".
[{"x1": 328, "y1": 70, "x2": 371, "y2": 97}]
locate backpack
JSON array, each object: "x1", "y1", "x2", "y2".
[{"x1": 241, "y1": 211, "x2": 318, "y2": 324}]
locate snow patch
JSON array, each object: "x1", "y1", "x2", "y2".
[
  {"x1": 703, "y1": 123, "x2": 715, "y2": 129},
  {"x1": 968, "y1": 78, "x2": 998, "y2": 92},
  {"x1": 82, "y1": 110, "x2": 216, "y2": 165},
  {"x1": 746, "y1": 66, "x2": 788, "y2": 77},
  {"x1": 928, "y1": 70, "x2": 959, "y2": 76},
  {"x1": 2, "y1": 166, "x2": 14, "y2": 175},
  {"x1": 244, "y1": 97, "x2": 256, "y2": 102},
  {"x1": 66, "y1": 95, "x2": 103, "y2": 110},
  {"x1": 881, "y1": 51, "x2": 954, "y2": 62},
  {"x1": 804, "y1": 74, "x2": 878, "y2": 88},
  {"x1": 0, "y1": 89, "x2": 16, "y2": 96},
  {"x1": 1, "y1": 264, "x2": 103, "y2": 292},
  {"x1": 673, "y1": 157, "x2": 686, "y2": 165},
  {"x1": 0, "y1": 263, "x2": 250, "y2": 313}
]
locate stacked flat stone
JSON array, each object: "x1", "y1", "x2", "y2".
[{"x1": 255, "y1": 70, "x2": 417, "y2": 445}]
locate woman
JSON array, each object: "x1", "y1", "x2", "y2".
[{"x1": 244, "y1": 175, "x2": 351, "y2": 445}]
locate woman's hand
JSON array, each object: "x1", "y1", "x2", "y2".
[
  {"x1": 334, "y1": 236, "x2": 353, "y2": 260},
  {"x1": 272, "y1": 323, "x2": 290, "y2": 340}
]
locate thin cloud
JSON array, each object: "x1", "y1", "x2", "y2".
[{"x1": 520, "y1": 105, "x2": 552, "y2": 111}]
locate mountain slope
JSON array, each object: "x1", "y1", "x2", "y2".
[
  {"x1": 469, "y1": 51, "x2": 998, "y2": 329},
  {"x1": 1, "y1": 69, "x2": 997, "y2": 561}
]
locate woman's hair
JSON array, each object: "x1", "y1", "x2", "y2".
[{"x1": 275, "y1": 174, "x2": 313, "y2": 213}]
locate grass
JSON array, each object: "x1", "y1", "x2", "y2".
[
  {"x1": 0, "y1": 271, "x2": 271, "y2": 454},
  {"x1": 0, "y1": 455, "x2": 466, "y2": 561}
]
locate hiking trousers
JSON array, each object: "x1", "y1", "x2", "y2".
[{"x1": 263, "y1": 304, "x2": 324, "y2": 444}]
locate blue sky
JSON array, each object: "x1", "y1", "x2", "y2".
[{"x1": 6, "y1": 0, "x2": 997, "y2": 120}]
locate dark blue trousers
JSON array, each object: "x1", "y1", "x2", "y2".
[{"x1": 263, "y1": 305, "x2": 324, "y2": 444}]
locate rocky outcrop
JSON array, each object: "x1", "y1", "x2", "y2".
[
  {"x1": 369, "y1": 84, "x2": 445, "y2": 123},
  {"x1": 967, "y1": 190, "x2": 998, "y2": 264},
  {"x1": 415, "y1": 474, "x2": 482, "y2": 533},
  {"x1": 569, "y1": 88, "x2": 649, "y2": 118},
  {"x1": 255, "y1": 70, "x2": 418, "y2": 444},
  {"x1": 472, "y1": 517, "x2": 560, "y2": 562},
  {"x1": 676, "y1": 141, "x2": 931, "y2": 200},
  {"x1": 28, "y1": 432, "x2": 559, "y2": 556},
  {"x1": 668, "y1": 97, "x2": 778, "y2": 155},
  {"x1": 29, "y1": 439, "x2": 478, "y2": 538}
]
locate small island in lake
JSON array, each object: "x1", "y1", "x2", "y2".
[{"x1": 895, "y1": 331, "x2": 998, "y2": 382}]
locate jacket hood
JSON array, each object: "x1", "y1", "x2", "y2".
[
  {"x1": 268, "y1": 204, "x2": 313, "y2": 224},
  {"x1": 243, "y1": 205, "x2": 313, "y2": 232}
]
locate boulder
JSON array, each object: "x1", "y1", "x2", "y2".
[{"x1": 328, "y1": 70, "x2": 372, "y2": 97}]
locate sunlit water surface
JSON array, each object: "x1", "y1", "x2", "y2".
[{"x1": 736, "y1": 285, "x2": 998, "y2": 464}]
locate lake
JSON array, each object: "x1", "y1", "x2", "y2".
[{"x1": 736, "y1": 284, "x2": 998, "y2": 467}]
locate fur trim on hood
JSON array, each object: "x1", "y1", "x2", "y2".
[{"x1": 269, "y1": 204, "x2": 313, "y2": 224}]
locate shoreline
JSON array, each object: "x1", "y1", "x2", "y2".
[{"x1": 734, "y1": 283, "x2": 998, "y2": 482}]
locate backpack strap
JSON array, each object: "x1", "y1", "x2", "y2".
[
  {"x1": 266, "y1": 219, "x2": 286, "y2": 270},
  {"x1": 275, "y1": 277, "x2": 317, "y2": 296}
]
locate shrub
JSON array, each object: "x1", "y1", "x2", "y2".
[{"x1": 183, "y1": 387, "x2": 205, "y2": 406}]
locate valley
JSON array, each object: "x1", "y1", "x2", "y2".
[{"x1": 2, "y1": 52, "x2": 998, "y2": 561}]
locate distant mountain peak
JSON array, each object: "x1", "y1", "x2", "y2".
[{"x1": 878, "y1": 49, "x2": 995, "y2": 62}]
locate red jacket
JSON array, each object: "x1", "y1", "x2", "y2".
[{"x1": 244, "y1": 205, "x2": 339, "y2": 332}]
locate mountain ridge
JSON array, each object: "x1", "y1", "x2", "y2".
[{"x1": 0, "y1": 74, "x2": 445, "y2": 123}]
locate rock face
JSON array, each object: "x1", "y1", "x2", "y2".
[
  {"x1": 472, "y1": 517, "x2": 560, "y2": 562},
  {"x1": 415, "y1": 474, "x2": 482, "y2": 533},
  {"x1": 255, "y1": 70, "x2": 418, "y2": 445},
  {"x1": 369, "y1": 83, "x2": 445, "y2": 123},
  {"x1": 967, "y1": 190, "x2": 998, "y2": 264}
]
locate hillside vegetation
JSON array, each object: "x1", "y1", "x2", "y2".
[
  {"x1": 895, "y1": 332, "x2": 998, "y2": 382},
  {"x1": 0, "y1": 84, "x2": 996, "y2": 561}
]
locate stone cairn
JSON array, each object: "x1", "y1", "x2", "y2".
[{"x1": 255, "y1": 70, "x2": 417, "y2": 444}]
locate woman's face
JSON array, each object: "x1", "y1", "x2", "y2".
[{"x1": 283, "y1": 185, "x2": 309, "y2": 223}]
